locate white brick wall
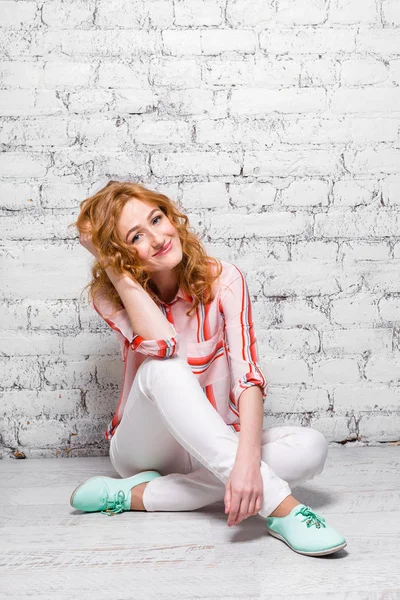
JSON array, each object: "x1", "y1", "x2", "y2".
[{"x1": 1, "y1": 0, "x2": 399, "y2": 458}]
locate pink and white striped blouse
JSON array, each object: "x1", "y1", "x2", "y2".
[{"x1": 92, "y1": 259, "x2": 267, "y2": 440}]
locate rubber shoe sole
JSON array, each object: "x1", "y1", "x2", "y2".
[{"x1": 266, "y1": 526, "x2": 347, "y2": 556}]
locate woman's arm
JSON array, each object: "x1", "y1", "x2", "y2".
[
  {"x1": 219, "y1": 266, "x2": 267, "y2": 457},
  {"x1": 79, "y1": 227, "x2": 175, "y2": 341},
  {"x1": 105, "y1": 266, "x2": 176, "y2": 341},
  {"x1": 236, "y1": 385, "x2": 263, "y2": 464}
]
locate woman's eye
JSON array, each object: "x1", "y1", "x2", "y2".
[{"x1": 131, "y1": 215, "x2": 162, "y2": 243}]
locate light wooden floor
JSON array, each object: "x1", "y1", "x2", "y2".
[{"x1": 0, "y1": 446, "x2": 399, "y2": 600}]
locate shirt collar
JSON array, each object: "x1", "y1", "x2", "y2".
[{"x1": 156, "y1": 287, "x2": 193, "y2": 307}]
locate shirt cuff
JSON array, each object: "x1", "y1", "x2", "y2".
[
  {"x1": 232, "y1": 372, "x2": 267, "y2": 408},
  {"x1": 130, "y1": 323, "x2": 179, "y2": 358}
]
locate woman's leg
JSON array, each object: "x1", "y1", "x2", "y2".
[
  {"x1": 142, "y1": 425, "x2": 328, "y2": 513},
  {"x1": 111, "y1": 355, "x2": 292, "y2": 518}
]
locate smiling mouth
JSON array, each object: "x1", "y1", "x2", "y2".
[{"x1": 154, "y1": 241, "x2": 172, "y2": 256}]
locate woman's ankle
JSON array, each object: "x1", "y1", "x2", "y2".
[
  {"x1": 269, "y1": 495, "x2": 301, "y2": 518},
  {"x1": 130, "y1": 482, "x2": 148, "y2": 511}
]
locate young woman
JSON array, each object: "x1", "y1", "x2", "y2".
[{"x1": 70, "y1": 180, "x2": 347, "y2": 557}]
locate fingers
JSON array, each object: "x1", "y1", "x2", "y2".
[
  {"x1": 224, "y1": 485, "x2": 231, "y2": 515},
  {"x1": 227, "y1": 497, "x2": 241, "y2": 527},
  {"x1": 225, "y1": 483, "x2": 239, "y2": 527},
  {"x1": 227, "y1": 494, "x2": 262, "y2": 527},
  {"x1": 248, "y1": 497, "x2": 256, "y2": 516},
  {"x1": 80, "y1": 219, "x2": 93, "y2": 234},
  {"x1": 225, "y1": 478, "x2": 263, "y2": 527},
  {"x1": 80, "y1": 231, "x2": 92, "y2": 242},
  {"x1": 255, "y1": 495, "x2": 263, "y2": 515}
]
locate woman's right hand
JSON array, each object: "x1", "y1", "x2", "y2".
[{"x1": 79, "y1": 225, "x2": 101, "y2": 262}]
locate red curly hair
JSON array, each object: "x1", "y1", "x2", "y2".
[{"x1": 70, "y1": 180, "x2": 223, "y2": 318}]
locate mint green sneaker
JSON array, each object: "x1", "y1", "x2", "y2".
[
  {"x1": 266, "y1": 504, "x2": 347, "y2": 556},
  {"x1": 70, "y1": 470, "x2": 161, "y2": 516}
]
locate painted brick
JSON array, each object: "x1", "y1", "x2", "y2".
[
  {"x1": 382, "y1": 0, "x2": 400, "y2": 26},
  {"x1": 359, "y1": 415, "x2": 400, "y2": 442},
  {"x1": 42, "y1": 2, "x2": 94, "y2": 27},
  {"x1": 279, "y1": 299, "x2": 329, "y2": 326},
  {"x1": 334, "y1": 386, "x2": 400, "y2": 411},
  {"x1": 0, "y1": 61, "x2": 41, "y2": 87},
  {"x1": 0, "y1": 357, "x2": 41, "y2": 388},
  {"x1": 18, "y1": 420, "x2": 70, "y2": 448},
  {"x1": 43, "y1": 358, "x2": 97, "y2": 388},
  {"x1": 357, "y1": 29, "x2": 400, "y2": 54},
  {"x1": 280, "y1": 180, "x2": 329, "y2": 206},
  {"x1": 322, "y1": 329, "x2": 392, "y2": 354},
  {"x1": 43, "y1": 61, "x2": 94, "y2": 87},
  {"x1": 257, "y1": 327, "x2": 320, "y2": 355},
  {"x1": 260, "y1": 28, "x2": 356, "y2": 54},
  {"x1": 309, "y1": 416, "x2": 349, "y2": 442},
  {"x1": 244, "y1": 149, "x2": 339, "y2": 177},
  {"x1": 180, "y1": 181, "x2": 229, "y2": 209},
  {"x1": 313, "y1": 358, "x2": 360, "y2": 384},
  {"x1": 267, "y1": 387, "x2": 328, "y2": 414},
  {"x1": 226, "y1": 0, "x2": 274, "y2": 26},
  {"x1": 261, "y1": 358, "x2": 310, "y2": 384},
  {"x1": 331, "y1": 88, "x2": 400, "y2": 113},
  {"x1": 276, "y1": 0, "x2": 328, "y2": 25},
  {"x1": 340, "y1": 59, "x2": 389, "y2": 86},
  {"x1": 0, "y1": 1, "x2": 37, "y2": 28},
  {"x1": 332, "y1": 180, "x2": 378, "y2": 207},
  {"x1": 0, "y1": 302, "x2": 29, "y2": 330},
  {"x1": 0, "y1": 332, "x2": 63, "y2": 356},
  {"x1": 1, "y1": 390, "x2": 81, "y2": 417},
  {"x1": 329, "y1": 0, "x2": 378, "y2": 24},
  {"x1": 174, "y1": 0, "x2": 223, "y2": 26},
  {"x1": 96, "y1": 0, "x2": 174, "y2": 28},
  {"x1": 365, "y1": 354, "x2": 400, "y2": 383},
  {"x1": 231, "y1": 88, "x2": 327, "y2": 115},
  {"x1": 0, "y1": 182, "x2": 40, "y2": 210}
]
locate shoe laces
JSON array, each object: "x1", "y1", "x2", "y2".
[
  {"x1": 295, "y1": 505, "x2": 326, "y2": 529},
  {"x1": 101, "y1": 489, "x2": 127, "y2": 516}
]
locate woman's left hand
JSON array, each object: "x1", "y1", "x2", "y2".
[{"x1": 224, "y1": 459, "x2": 263, "y2": 527}]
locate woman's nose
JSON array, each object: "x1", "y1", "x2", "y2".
[
  {"x1": 152, "y1": 232, "x2": 165, "y2": 245},
  {"x1": 151, "y1": 233, "x2": 166, "y2": 251}
]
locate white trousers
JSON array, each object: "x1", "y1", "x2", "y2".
[{"x1": 110, "y1": 356, "x2": 329, "y2": 518}]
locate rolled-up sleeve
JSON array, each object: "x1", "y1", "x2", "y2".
[
  {"x1": 130, "y1": 328, "x2": 179, "y2": 358},
  {"x1": 220, "y1": 268, "x2": 267, "y2": 408},
  {"x1": 92, "y1": 294, "x2": 179, "y2": 359}
]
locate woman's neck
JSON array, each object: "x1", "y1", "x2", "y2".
[{"x1": 149, "y1": 271, "x2": 179, "y2": 304}]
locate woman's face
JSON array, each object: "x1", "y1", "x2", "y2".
[{"x1": 117, "y1": 198, "x2": 183, "y2": 272}]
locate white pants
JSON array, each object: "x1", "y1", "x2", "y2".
[{"x1": 110, "y1": 356, "x2": 329, "y2": 518}]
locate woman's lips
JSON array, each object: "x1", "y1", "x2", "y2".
[{"x1": 154, "y1": 240, "x2": 172, "y2": 256}]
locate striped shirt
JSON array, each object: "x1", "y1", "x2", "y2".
[{"x1": 93, "y1": 259, "x2": 267, "y2": 440}]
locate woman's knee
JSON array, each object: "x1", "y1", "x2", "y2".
[
  {"x1": 304, "y1": 428, "x2": 329, "y2": 475},
  {"x1": 137, "y1": 355, "x2": 184, "y2": 377},
  {"x1": 136, "y1": 355, "x2": 189, "y2": 394}
]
